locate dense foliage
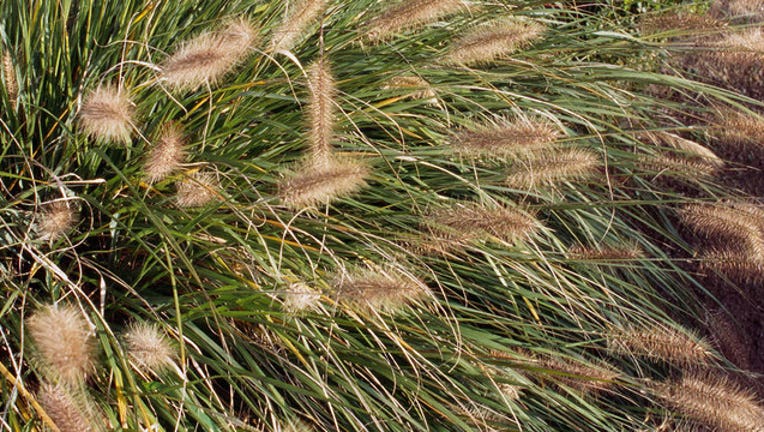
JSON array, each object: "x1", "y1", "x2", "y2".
[{"x1": 1, "y1": 0, "x2": 762, "y2": 431}]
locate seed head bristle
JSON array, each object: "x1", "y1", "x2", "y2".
[
  {"x1": 529, "y1": 355, "x2": 620, "y2": 393},
  {"x1": 683, "y1": 29, "x2": 764, "y2": 99},
  {"x1": 36, "y1": 201, "x2": 77, "y2": 242},
  {"x1": 505, "y1": 148, "x2": 599, "y2": 190},
  {"x1": 334, "y1": 268, "x2": 430, "y2": 314},
  {"x1": 452, "y1": 118, "x2": 562, "y2": 159},
  {"x1": 278, "y1": 156, "x2": 369, "y2": 209},
  {"x1": 725, "y1": 0, "x2": 764, "y2": 18},
  {"x1": 639, "y1": 11, "x2": 726, "y2": 36},
  {"x1": 366, "y1": 0, "x2": 466, "y2": 41},
  {"x1": 144, "y1": 122, "x2": 187, "y2": 184},
  {"x1": 79, "y1": 84, "x2": 134, "y2": 144},
  {"x1": 442, "y1": 17, "x2": 545, "y2": 66},
  {"x1": 161, "y1": 19, "x2": 257, "y2": 92},
  {"x1": 639, "y1": 154, "x2": 720, "y2": 179},
  {"x1": 423, "y1": 202, "x2": 539, "y2": 249},
  {"x1": 307, "y1": 59, "x2": 336, "y2": 158},
  {"x1": 640, "y1": 131, "x2": 723, "y2": 167},
  {"x1": 282, "y1": 282, "x2": 322, "y2": 313},
  {"x1": 270, "y1": 0, "x2": 331, "y2": 52},
  {"x1": 607, "y1": 325, "x2": 714, "y2": 366},
  {"x1": 38, "y1": 384, "x2": 96, "y2": 432},
  {"x1": 124, "y1": 322, "x2": 175, "y2": 374},
  {"x1": 175, "y1": 171, "x2": 221, "y2": 208},
  {"x1": 2, "y1": 49, "x2": 17, "y2": 108},
  {"x1": 699, "y1": 248, "x2": 764, "y2": 285},
  {"x1": 27, "y1": 304, "x2": 95, "y2": 384},
  {"x1": 568, "y1": 244, "x2": 643, "y2": 260},
  {"x1": 652, "y1": 372, "x2": 764, "y2": 432},
  {"x1": 678, "y1": 202, "x2": 764, "y2": 259},
  {"x1": 383, "y1": 75, "x2": 437, "y2": 103},
  {"x1": 711, "y1": 109, "x2": 764, "y2": 149}
]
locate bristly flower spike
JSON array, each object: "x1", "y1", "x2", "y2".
[
  {"x1": 161, "y1": 19, "x2": 257, "y2": 92},
  {"x1": 270, "y1": 0, "x2": 331, "y2": 52},
  {"x1": 366, "y1": 0, "x2": 466, "y2": 41},
  {"x1": 79, "y1": 84, "x2": 135, "y2": 144},
  {"x1": 27, "y1": 304, "x2": 96, "y2": 385},
  {"x1": 442, "y1": 17, "x2": 546, "y2": 66},
  {"x1": 144, "y1": 122, "x2": 187, "y2": 184}
]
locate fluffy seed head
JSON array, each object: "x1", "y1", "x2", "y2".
[
  {"x1": 37, "y1": 383, "x2": 95, "y2": 432},
  {"x1": 334, "y1": 268, "x2": 430, "y2": 314},
  {"x1": 442, "y1": 18, "x2": 546, "y2": 66},
  {"x1": 652, "y1": 372, "x2": 764, "y2": 432},
  {"x1": 161, "y1": 19, "x2": 257, "y2": 92},
  {"x1": 699, "y1": 248, "x2": 764, "y2": 285},
  {"x1": 175, "y1": 171, "x2": 221, "y2": 208},
  {"x1": 568, "y1": 244, "x2": 643, "y2": 260},
  {"x1": 725, "y1": 0, "x2": 764, "y2": 19},
  {"x1": 639, "y1": 11, "x2": 726, "y2": 37},
  {"x1": 79, "y1": 84, "x2": 134, "y2": 144},
  {"x1": 270, "y1": 0, "x2": 331, "y2": 52},
  {"x1": 420, "y1": 202, "x2": 539, "y2": 254},
  {"x1": 366, "y1": 0, "x2": 466, "y2": 41},
  {"x1": 282, "y1": 282, "x2": 322, "y2": 313},
  {"x1": 279, "y1": 419, "x2": 314, "y2": 432},
  {"x1": 681, "y1": 29, "x2": 764, "y2": 99},
  {"x1": 2, "y1": 50, "x2": 17, "y2": 107},
  {"x1": 36, "y1": 201, "x2": 77, "y2": 242},
  {"x1": 505, "y1": 148, "x2": 599, "y2": 190},
  {"x1": 306, "y1": 59, "x2": 336, "y2": 158},
  {"x1": 124, "y1": 322, "x2": 175, "y2": 374},
  {"x1": 711, "y1": 109, "x2": 764, "y2": 150},
  {"x1": 27, "y1": 304, "x2": 95, "y2": 384},
  {"x1": 144, "y1": 123, "x2": 187, "y2": 184},
  {"x1": 678, "y1": 201, "x2": 764, "y2": 259},
  {"x1": 452, "y1": 118, "x2": 561, "y2": 159},
  {"x1": 640, "y1": 131, "x2": 723, "y2": 168},
  {"x1": 607, "y1": 325, "x2": 714, "y2": 366},
  {"x1": 278, "y1": 156, "x2": 369, "y2": 209},
  {"x1": 529, "y1": 354, "x2": 620, "y2": 393}
]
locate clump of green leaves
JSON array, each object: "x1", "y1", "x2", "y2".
[{"x1": 1, "y1": 0, "x2": 761, "y2": 431}]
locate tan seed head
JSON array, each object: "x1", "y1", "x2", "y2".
[
  {"x1": 442, "y1": 17, "x2": 545, "y2": 66},
  {"x1": 144, "y1": 123, "x2": 187, "y2": 184},
  {"x1": 27, "y1": 304, "x2": 95, "y2": 384},
  {"x1": 124, "y1": 322, "x2": 175, "y2": 374},
  {"x1": 79, "y1": 84, "x2": 134, "y2": 144}
]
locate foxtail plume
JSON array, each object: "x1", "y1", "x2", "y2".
[
  {"x1": 270, "y1": 0, "x2": 331, "y2": 52},
  {"x1": 366, "y1": 0, "x2": 465, "y2": 41},
  {"x1": 607, "y1": 325, "x2": 714, "y2": 366},
  {"x1": 161, "y1": 19, "x2": 257, "y2": 92},
  {"x1": 383, "y1": 75, "x2": 437, "y2": 104},
  {"x1": 442, "y1": 17, "x2": 545, "y2": 66},
  {"x1": 505, "y1": 148, "x2": 599, "y2": 190},
  {"x1": 175, "y1": 171, "x2": 221, "y2": 208},
  {"x1": 422, "y1": 202, "x2": 539, "y2": 252},
  {"x1": 27, "y1": 304, "x2": 95, "y2": 385},
  {"x1": 568, "y1": 244, "x2": 643, "y2": 260},
  {"x1": 38, "y1": 384, "x2": 96, "y2": 432},
  {"x1": 528, "y1": 354, "x2": 620, "y2": 393},
  {"x1": 2, "y1": 49, "x2": 17, "y2": 108},
  {"x1": 124, "y1": 322, "x2": 176, "y2": 374},
  {"x1": 282, "y1": 282, "x2": 322, "y2": 313},
  {"x1": 678, "y1": 201, "x2": 764, "y2": 259},
  {"x1": 306, "y1": 59, "x2": 336, "y2": 158},
  {"x1": 452, "y1": 118, "x2": 562, "y2": 159},
  {"x1": 699, "y1": 248, "x2": 764, "y2": 285},
  {"x1": 79, "y1": 84, "x2": 135, "y2": 144},
  {"x1": 36, "y1": 200, "x2": 77, "y2": 242},
  {"x1": 652, "y1": 372, "x2": 764, "y2": 432},
  {"x1": 144, "y1": 122, "x2": 187, "y2": 184},
  {"x1": 334, "y1": 268, "x2": 430, "y2": 314},
  {"x1": 278, "y1": 156, "x2": 368, "y2": 209}
]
